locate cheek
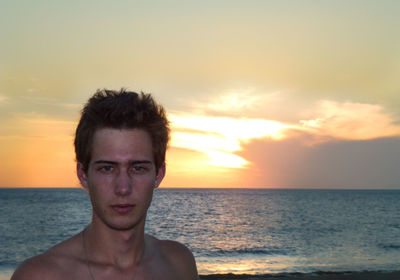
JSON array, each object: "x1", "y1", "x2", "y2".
[
  {"x1": 133, "y1": 177, "x2": 156, "y2": 198},
  {"x1": 133, "y1": 171, "x2": 156, "y2": 185},
  {"x1": 88, "y1": 177, "x2": 113, "y2": 202}
]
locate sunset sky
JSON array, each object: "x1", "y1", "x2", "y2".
[{"x1": 1, "y1": 0, "x2": 400, "y2": 189}]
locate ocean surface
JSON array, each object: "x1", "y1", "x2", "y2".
[{"x1": 1, "y1": 188, "x2": 400, "y2": 279}]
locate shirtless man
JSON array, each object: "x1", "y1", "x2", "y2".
[{"x1": 11, "y1": 89, "x2": 198, "y2": 280}]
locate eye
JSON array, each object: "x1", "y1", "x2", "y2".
[
  {"x1": 131, "y1": 166, "x2": 147, "y2": 174},
  {"x1": 98, "y1": 166, "x2": 114, "y2": 173}
]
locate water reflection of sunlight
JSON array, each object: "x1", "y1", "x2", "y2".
[{"x1": 197, "y1": 256, "x2": 297, "y2": 275}]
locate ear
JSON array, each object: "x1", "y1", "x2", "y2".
[
  {"x1": 154, "y1": 163, "x2": 166, "y2": 189},
  {"x1": 77, "y1": 162, "x2": 89, "y2": 191}
]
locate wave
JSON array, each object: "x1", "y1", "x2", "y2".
[
  {"x1": 0, "y1": 260, "x2": 18, "y2": 267},
  {"x1": 379, "y1": 243, "x2": 400, "y2": 251},
  {"x1": 204, "y1": 247, "x2": 291, "y2": 256}
]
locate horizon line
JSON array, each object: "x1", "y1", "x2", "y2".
[{"x1": 1, "y1": 186, "x2": 399, "y2": 191}]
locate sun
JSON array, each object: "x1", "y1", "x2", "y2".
[{"x1": 169, "y1": 112, "x2": 291, "y2": 169}]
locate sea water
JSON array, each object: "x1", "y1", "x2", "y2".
[{"x1": 1, "y1": 188, "x2": 400, "y2": 279}]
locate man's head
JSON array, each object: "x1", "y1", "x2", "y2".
[{"x1": 74, "y1": 89, "x2": 170, "y2": 173}]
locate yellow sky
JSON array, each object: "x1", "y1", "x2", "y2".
[{"x1": 1, "y1": 1, "x2": 400, "y2": 189}]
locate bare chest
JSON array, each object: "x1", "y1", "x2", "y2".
[{"x1": 55, "y1": 260, "x2": 182, "y2": 280}]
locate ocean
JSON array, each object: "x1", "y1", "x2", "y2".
[{"x1": 1, "y1": 188, "x2": 399, "y2": 279}]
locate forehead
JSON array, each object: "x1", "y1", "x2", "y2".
[{"x1": 91, "y1": 128, "x2": 153, "y2": 162}]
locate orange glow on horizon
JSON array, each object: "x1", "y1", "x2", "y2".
[
  {"x1": 2, "y1": 100, "x2": 400, "y2": 189},
  {"x1": 0, "y1": 116, "x2": 78, "y2": 188}
]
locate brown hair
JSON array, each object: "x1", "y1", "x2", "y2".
[{"x1": 74, "y1": 89, "x2": 170, "y2": 173}]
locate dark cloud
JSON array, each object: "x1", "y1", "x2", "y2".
[{"x1": 239, "y1": 133, "x2": 400, "y2": 189}]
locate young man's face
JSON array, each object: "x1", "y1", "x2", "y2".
[{"x1": 77, "y1": 128, "x2": 165, "y2": 231}]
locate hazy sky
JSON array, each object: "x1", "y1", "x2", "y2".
[{"x1": 1, "y1": 0, "x2": 400, "y2": 188}]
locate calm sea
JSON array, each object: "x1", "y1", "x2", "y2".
[{"x1": 1, "y1": 188, "x2": 400, "y2": 279}]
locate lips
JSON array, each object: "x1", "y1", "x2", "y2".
[{"x1": 111, "y1": 204, "x2": 134, "y2": 214}]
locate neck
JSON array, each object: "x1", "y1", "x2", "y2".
[{"x1": 83, "y1": 221, "x2": 146, "y2": 269}]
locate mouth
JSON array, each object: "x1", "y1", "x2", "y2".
[{"x1": 111, "y1": 204, "x2": 135, "y2": 214}]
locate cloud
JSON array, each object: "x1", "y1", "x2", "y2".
[
  {"x1": 299, "y1": 100, "x2": 400, "y2": 140},
  {"x1": 0, "y1": 94, "x2": 7, "y2": 104},
  {"x1": 183, "y1": 88, "x2": 288, "y2": 119},
  {"x1": 0, "y1": 112, "x2": 76, "y2": 140},
  {"x1": 239, "y1": 134, "x2": 400, "y2": 189},
  {"x1": 198, "y1": 89, "x2": 267, "y2": 113},
  {"x1": 169, "y1": 95, "x2": 400, "y2": 171},
  {"x1": 169, "y1": 112, "x2": 293, "y2": 168},
  {"x1": 20, "y1": 94, "x2": 80, "y2": 109}
]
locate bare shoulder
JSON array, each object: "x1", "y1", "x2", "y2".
[
  {"x1": 159, "y1": 239, "x2": 196, "y2": 260},
  {"x1": 11, "y1": 233, "x2": 85, "y2": 280},
  {"x1": 146, "y1": 235, "x2": 198, "y2": 280},
  {"x1": 11, "y1": 252, "x2": 58, "y2": 280}
]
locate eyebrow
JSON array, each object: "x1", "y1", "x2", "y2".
[{"x1": 93, "y1": 160, "x2": 153, "y2": 165}]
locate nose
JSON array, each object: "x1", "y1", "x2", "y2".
[{"x1": 114, "y1": 170, "x2": 132, "y2": 196}]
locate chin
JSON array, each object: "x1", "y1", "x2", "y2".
[{"x1": 104, "y1": 217, "x2": 144, "y2": 231}]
